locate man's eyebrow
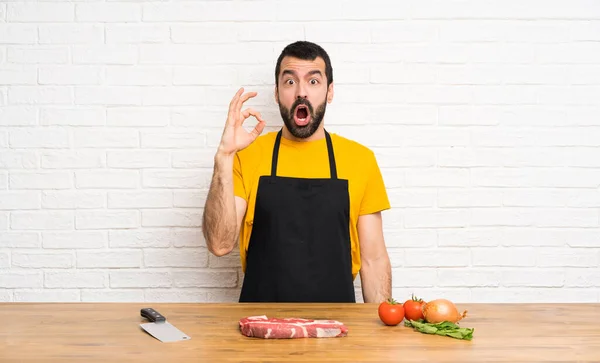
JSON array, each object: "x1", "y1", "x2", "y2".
[{"x1": 280, "y1": 69, "x2": 323, "y2": 78}]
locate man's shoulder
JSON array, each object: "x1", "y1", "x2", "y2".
[
  {"x1": 236, "y1": 130, "x2": 278, "y2": 160},
  {"x1": 330, "y1": 132, "x2": 376, "y2": 159}
]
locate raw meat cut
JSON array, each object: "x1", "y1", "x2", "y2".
[{"x1": 239, "y1": 315, "x2": 348, "y2": 339}]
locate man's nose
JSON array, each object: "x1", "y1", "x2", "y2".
[{"x1": 296, "y1": 83, "x2": 308, "y2": 99}]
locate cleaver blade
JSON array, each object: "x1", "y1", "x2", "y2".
[{"x1": 140, "y1": 308, "x2": 191, "y2": 343}]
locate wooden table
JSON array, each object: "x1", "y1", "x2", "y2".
[{"x1": 1, "y1": 302, "x2": 599, "y2": 362}]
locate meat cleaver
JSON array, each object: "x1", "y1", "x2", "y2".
[{"x1": 140, "y1": 308, "x2": 191, "y2": 343}]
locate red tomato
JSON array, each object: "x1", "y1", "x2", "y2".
[
  {"x1": 378, "y1": 298, "x2": 405, "y2": 326},
  {"x1": 403, "y1": 294, "x2": 426, "y2": 321}
]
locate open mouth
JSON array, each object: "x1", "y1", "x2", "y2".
[{"x1": 294, "y1": 105, "x2": 310, "y2": 126}]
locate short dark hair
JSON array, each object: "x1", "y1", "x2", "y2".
[{"x1": 274, "y1": 41, "x2": 333, "y2": 87}]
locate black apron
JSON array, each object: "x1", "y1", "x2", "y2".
[{"x1": 238, "y1": 129, "x2": 356, "y2": 303}]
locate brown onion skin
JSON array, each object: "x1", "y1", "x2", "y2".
[{"x1": 422, "y1": 299, "x2": 468, "y2": 324}]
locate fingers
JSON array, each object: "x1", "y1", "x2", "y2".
[
  {"x1": 239, "y1": 91, "x2": 258, "y2": 106},
  {"x1": 226, "y1": 87, "x2": 244, "y2": 125},
  {"x1": 249, "y1": 120, "x2": 266, "y2": 140},
  {"x1": 235, "y1": 91, "x2": 258, "y2": 119},
  {"x1": 241, "y1": 108, "x2": 266, "y2": 141},
  {"x1": 228, "y1": 87, "x2": 259, "y2": 127},
  {"x1": 240, "y1": 107, "x2": 264, "y2": 124},
  {"x1": 228, "y1": 87, "x2": 243, "y2": 113}
]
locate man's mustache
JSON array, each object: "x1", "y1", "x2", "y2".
[{"x1": 291, "y1": 98, "x2": 313, "y2": 114}]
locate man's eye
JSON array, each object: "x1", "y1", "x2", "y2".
[
  {"x1": 310, "y1": 79, "x2": 318, "y2": 85},
  {"x1": 286, "y1": 79, "x2": 294, "y2": 85}
]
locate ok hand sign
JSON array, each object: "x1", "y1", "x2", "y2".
[{"x1": 217, "y1": 88, "x2": 267, "y2": 156}]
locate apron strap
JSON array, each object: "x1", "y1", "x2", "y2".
[
  {"x1": 271, "y1": 130, "x2": 283, "y2": 177},
  {"x1": 271, "y1": 129, "x2": 338, "y2": 180},
  {"x1": 325, "y1": 131, "x2": 338, "y2": 179}
]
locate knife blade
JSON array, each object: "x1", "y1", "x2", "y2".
[{"x1": 140, "y1": 308, "x2": 191, "y2": 343}]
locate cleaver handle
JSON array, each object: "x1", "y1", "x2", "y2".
[{"x1": 141, "y1": 308, "x2": 166, "y2": 323}]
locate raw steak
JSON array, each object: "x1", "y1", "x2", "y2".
[{"x1": 239, "y1": 315, "x2": 348, "y2": 339}]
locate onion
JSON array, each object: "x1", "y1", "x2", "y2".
[{"x1": 422, "y1": 299, "x2": 467, "y2": 324}]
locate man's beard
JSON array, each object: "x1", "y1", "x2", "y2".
[{"x1": 279, "y1": 96, "x2": 327, "y2": 139}]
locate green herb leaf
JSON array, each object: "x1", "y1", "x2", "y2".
[{"x1": 404, "y1": 319, "x2": 474, "y2": 341}]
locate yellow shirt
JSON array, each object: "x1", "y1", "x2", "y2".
[{"x1": 233, "y1": 130, "x2": 390, "y2": 280}]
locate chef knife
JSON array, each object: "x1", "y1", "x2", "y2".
[{"x1": 140, "y1": 308, "x2": 191, "y2": 343}]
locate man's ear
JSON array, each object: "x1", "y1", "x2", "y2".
[
  {"x1": 327, "y1": 82, "x2": 334, "y2": 104},
  {"x1": 274, "y1": 86, "x2": 279, "y2": 105}
]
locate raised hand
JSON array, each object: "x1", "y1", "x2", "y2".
[{"x1": 217, "y1": 87, "x2": 267, "y2": 156}]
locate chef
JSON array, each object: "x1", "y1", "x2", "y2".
[{"x1": 202, "y1": 41, "x2": 392, "y2": 304}]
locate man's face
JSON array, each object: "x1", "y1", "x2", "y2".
[{"x1": 275, "y1": 56, "x2": 333, "y2": 139}]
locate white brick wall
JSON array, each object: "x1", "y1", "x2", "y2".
[{"x1": 1, "y1": 0, "x2": 599, "y2": 304}]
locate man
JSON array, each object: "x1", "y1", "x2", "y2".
[{"x1": 202, "y1": 41, "x2": 391, "y2": 304}]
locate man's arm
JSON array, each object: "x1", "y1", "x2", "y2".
[
  {"x1": 202, "y1": 152, "x2": 247, "y2": 257},
  {"x1": 202, "y1": 87, "x2": 264, "y2": 257},
  {"x1": 358, "y1": 212, "x2": 391, "y2": 303}
]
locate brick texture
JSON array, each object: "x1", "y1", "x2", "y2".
[{"x1": 1, "y1": 0, "x2": 598, "y2": 303}]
